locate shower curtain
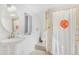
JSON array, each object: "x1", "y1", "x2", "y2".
[{"x1": 52, "y1": 8, "x2": 79, "y2": 55}]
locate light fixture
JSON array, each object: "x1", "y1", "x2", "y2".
[
  {"x1": 7, "y1": 4, "x2": 16, "y2": 13},
  {"x1": 7, "y1": 4, "x2": 17, "y2": 17}
]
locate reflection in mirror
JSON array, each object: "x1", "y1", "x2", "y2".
[
  {"x1": 1, "y1": 4, "x2": 19, "y2": 38},
  {"x1": 24, "y1": 13, "x2": 32, "y2": 35}
]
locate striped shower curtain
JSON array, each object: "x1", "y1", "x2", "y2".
[{"x1": 52, "y1": 8, "x2": 79, "y2": 55}]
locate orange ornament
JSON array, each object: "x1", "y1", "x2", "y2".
[{"x1": 60, "y1": 19, "x2": 69, "y2": 29}]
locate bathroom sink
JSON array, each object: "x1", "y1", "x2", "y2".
[{"x1": 0, "y1": 36, "x2": 25, "y2": 44}]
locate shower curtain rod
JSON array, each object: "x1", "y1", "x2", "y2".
[{"x1": 49, "y1": 6, "x2": 79, "y2": 12}]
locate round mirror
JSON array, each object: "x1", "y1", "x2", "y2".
[{"x1": 0, "y1": 5, "x2": 17, "y2": 33}]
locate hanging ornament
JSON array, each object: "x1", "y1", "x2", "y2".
[
  {"x1": 14, "y1": 19, "x2": 20, "y2": 32},
  {"x1": 16, "y1": 25, "x2": 19, "y2": 30},
  {"x1": 60, "y1": 19, "x2": 69, "y2": 29}
]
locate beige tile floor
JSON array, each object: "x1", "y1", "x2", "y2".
[
  {"x1": 29, "y1": 50, "x2": 46, "y2": 55},
  {"x1": 29, "y1": 50, "x2": 52, "y2": 55}
]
